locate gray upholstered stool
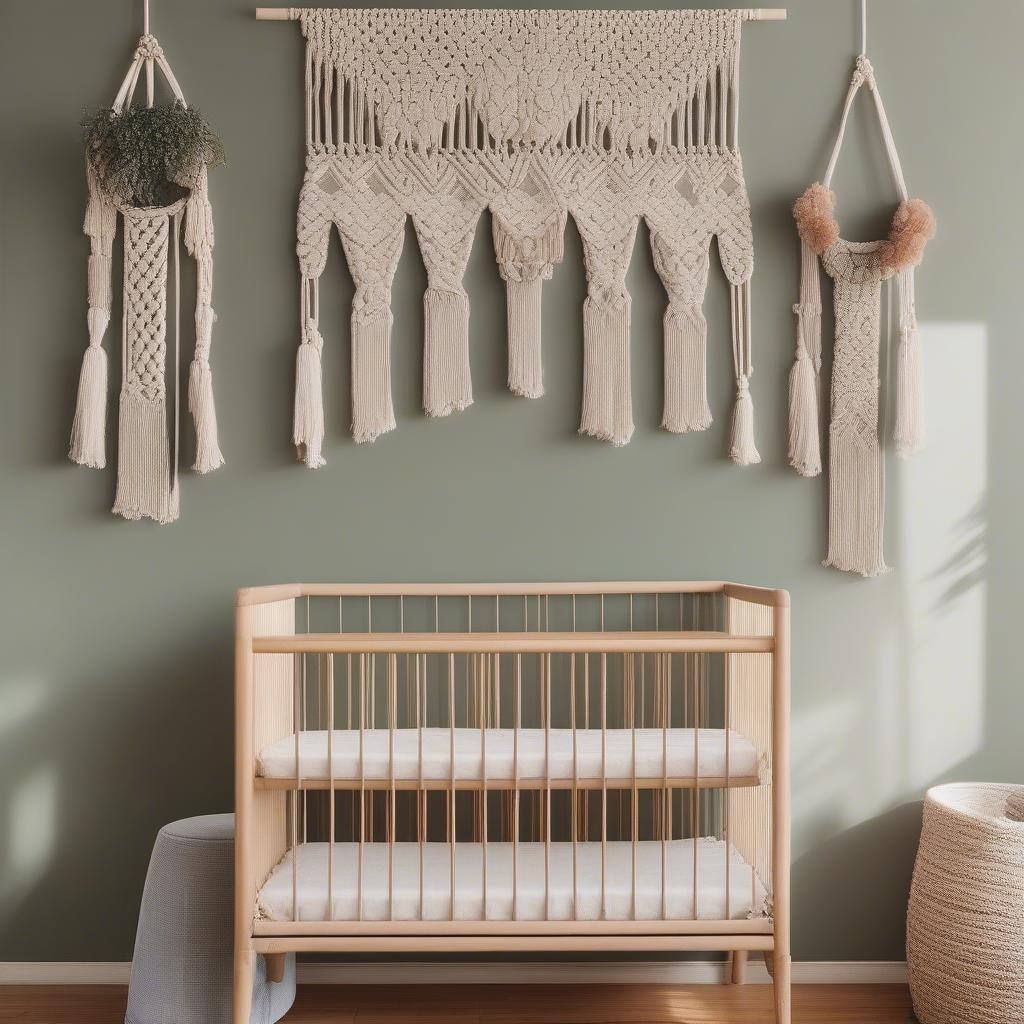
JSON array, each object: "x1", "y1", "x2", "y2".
[{"x1": 126, "y1": 814, "x2": 295, "y2": 1024}]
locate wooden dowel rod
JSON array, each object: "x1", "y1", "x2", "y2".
[{"x1": 254, "y1": 7, "x2": 787, "y2": 19}]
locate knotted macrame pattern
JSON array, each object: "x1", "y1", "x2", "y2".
[{"x1": 289, "y1": 8, "x2": 759, "y2": 468}]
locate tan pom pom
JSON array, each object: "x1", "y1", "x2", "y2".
[
  {"x1": 880, "y1": 198, "x2": 936, "y2": 274},
  {"x1": 793, "y1": 183, "x2": 840, "y2": 255}
]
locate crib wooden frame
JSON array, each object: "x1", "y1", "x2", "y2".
[{"x1": 233, "y1": 582, "x2": 790, "y2": 1023}]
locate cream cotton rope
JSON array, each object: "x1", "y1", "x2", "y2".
[
  {"x1": 286, "y1": 8, "x2": 761, "y2": 467},
  {"x1": 69, "y1": 32, "x2": 223, "y2": 523},
  {"x1": 789, "y1": 53, "x2": 935, "y2": 577}
]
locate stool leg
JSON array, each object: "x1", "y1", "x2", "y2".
[
  {"x1": 265, "y1": 952, "x2": 287, "y2": 985},
  {"x1": 730, "y1": 950, "x2": 748, "y2": 985},
  {"x1": 233, "y1": 945, "x2": 255, "y2": 1024}
]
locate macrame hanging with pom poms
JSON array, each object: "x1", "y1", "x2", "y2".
[
  {"x1": 789, "y1": 52, "x2": 935, "y2": 577},
  {"x1": 70, "y1": 18, "x2": 224, "y2": 523},
  {"x1": 283, "y1": 8, "x2": 762, "y2": 468}
]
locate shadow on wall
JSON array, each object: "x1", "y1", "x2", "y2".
[
  {"x1": 0, "y1": 619, "x2": 235, "y2": 961},
  {"x1": 792, "y1": 801, "x2": 923, "y2": 961}
]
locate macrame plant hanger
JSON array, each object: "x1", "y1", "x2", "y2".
[
  {"x1": 70, "y1": 0, "x2": 222, "y2": 523},
  {"x1": 788, "y1": 0, "x2": 935, "y2": 576}
]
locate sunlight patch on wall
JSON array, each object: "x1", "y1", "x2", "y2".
[
  {"x1": 895, "y1": 322, "x2": 987, "y2": 788},
  {"x1": 0, "y1": 765, "x2": 58, "y2": 912},
  {"x1": 0, "y1": 675, "x2": 49, "y2": 736}
]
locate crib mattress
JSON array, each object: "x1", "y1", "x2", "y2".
[
  {"x1": 257, "y1": 728, "x2": 759, "y2": 784},
  {"x1": 257, "y1": 839, "x2": 768, "y2": 923}
]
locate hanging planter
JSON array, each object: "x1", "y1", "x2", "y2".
[
  {"x1": 70, "y1": 26, "x2": 225, "y2": 523},
  {"x1": 81, "y1": 100, "x2": 223, "y2": 209}
]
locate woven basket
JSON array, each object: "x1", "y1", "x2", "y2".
[{"x1": 907, "y1": 783, "x2": 1024, "y2": 1024}]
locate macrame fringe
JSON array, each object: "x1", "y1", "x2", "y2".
[
  {"x1": 294, "y1": 319, "x2": 326, "y2": 468},
  {"x1": 352, "y1": 309, "x2": 396, "y2": 443},
  {"x1": 506, "y1": 278, "x2": 544, "y2": 399},
  {"x1": 823, "y1": 438, "x2": 889, "y2": 578},
  {"x1": 112, "y1": 388, "x2": 178, "y2": 524},
  {"x1": 580, "y1": 293, "x2": 633, "y2": 446},
  {"x1": 423, "y1": 288, "x2": 473, "y2": 417},
  {"x1": 188, "y1": 357, "x2": 224, "y2": 473},
  {"x1": 892, "y1": 269, "x2": 923, "y2": 456},
  {"x1": 728, "y1": 375, "x2": 760, "y2": 466},
  {"x1": 69, "y1": 337, "x2": 108, "y2": 469},
  {"x1": 662, "y1": 303, "x2": 711, "y2": 433}
]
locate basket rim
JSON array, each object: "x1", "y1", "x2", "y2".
[{"x1": 925, "y1": 782, "x2": 1024, "y2": 830}]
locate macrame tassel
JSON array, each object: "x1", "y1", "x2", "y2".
[
  {"x1": 182, "y1": 166, "x2": 223, "y2": 473},
  {"x1": 662, "y1": 302, "x2": 711, "y2": 433},
  {"x1": 729, "y1": 375, "x2": 760, "y2": 466},
  {"x1": 788, "y1": 241, "x2": 823, "y2": 476},
  {"x1": 787, "y1": 349, "x2": 820, "y2": 477},
  {"x1": 294, "y1": 318, "x2": 326, "y2": 468},
  {"x1": 73, "y1": 159, "x2": 115, "y2": 469},
  {"x1": 69, "y1": 326, "x2": 109, "y2": 470},
  {"x1": 423, "y1": 287, "x2": 473, "y2": 417},
  {"x1": 580, "y1": 290, "x2": 633, "y2": 446},
  {"x1": 728, "y1": 281, "x2": 759, "y2": 465},
  {"x1": 892, "y1": 269, "x2": 923, "y2": 456},
  {"x1": 188, "y1": 352, "x2": 224, "y2": 474}
]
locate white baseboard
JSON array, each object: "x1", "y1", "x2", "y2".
[{"x1": 0, "y1": 960, "x2": 907, "y2": 986}]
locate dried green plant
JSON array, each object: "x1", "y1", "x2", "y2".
[{"x1": 81, "y1": 101, "x2": 224, "y2": 208}]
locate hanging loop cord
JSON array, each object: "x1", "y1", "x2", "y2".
[{"x1": 822, "y1": 55, "x2": 908, "y2": 202}]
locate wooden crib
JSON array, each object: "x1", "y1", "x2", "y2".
[{"x1": 233, "y1": 582, "x2": 790, "y2": 1023}]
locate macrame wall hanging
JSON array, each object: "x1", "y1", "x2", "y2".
[
  {"x1": 270, "y1": 8, "x2": 777, "y2": 468},
  {"x1": 70, "y1": 4, "x2": 224, "y2": 524},
  {"x1": 788, "y1": 21, "x2": 935, "y2": 577}
]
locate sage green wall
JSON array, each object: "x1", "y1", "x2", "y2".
[{"x1": 1, "y1": 0, "x2": 1020, "y2": 964}]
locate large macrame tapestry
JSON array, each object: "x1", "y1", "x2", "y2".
[{"x1": 286, "y1": 8, "x2": 761, "y2": 468}]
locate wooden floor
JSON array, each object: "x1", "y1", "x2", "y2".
[{"x1": 0, "y1": 983, "x2": 915, "y2": 1023}]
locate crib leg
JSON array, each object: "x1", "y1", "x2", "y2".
[
  {"x1": 772, "y1": 952, "x2": 792, "y2": 1024},
  {"x1": 730, "y1": 949, "x2": 748, "y2": 985},
  {"x1": 265, "y1": 952, "x2": 286, "y2": 984},
  {"x1": 233, "y1": 945, "x2": 255, "y2": 1024}
]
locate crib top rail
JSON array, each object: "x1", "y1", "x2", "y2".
[
  {"x1": 237, "y1": 581, "x2": 788, "y2": 608},
  {"x1": 251, "y1": 629, "x2": 774, "y2": 655}
]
